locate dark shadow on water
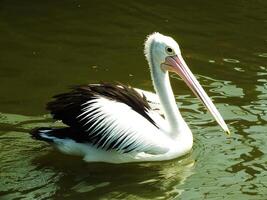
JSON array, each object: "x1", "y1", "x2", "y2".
[{"x1": 31, "y1": 149, "x2": 195, "y2": 199}]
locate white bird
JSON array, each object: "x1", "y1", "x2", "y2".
[{"x1": 31, "y1": 32, "x2": 230, "y2": 163}]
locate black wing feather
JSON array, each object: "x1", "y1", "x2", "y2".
[{"x1": 46, "y1": 83, "x2": 159, "y2": 152}]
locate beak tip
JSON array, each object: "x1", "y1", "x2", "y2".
[{"x1": 225, "y1": 129, "x2": 231, "y2": 136}]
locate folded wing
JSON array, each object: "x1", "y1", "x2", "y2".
[{"x1": 47, "y1": 83, "x2": 171, "y2": 154}]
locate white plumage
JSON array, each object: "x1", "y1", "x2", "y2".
[
  {"x1": 78, "y1": 97, "x2": 170, "y2": 154},
  {"x1": 32, "y1": 32, "x2": 229, "y2": 163}
]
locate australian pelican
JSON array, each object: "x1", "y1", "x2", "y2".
[{"x1": 31, "y1": 33, "x2": 229, "y2": 163}]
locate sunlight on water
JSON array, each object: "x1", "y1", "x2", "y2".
[{"x1": 223, "y1": 58, "x2": 240, "y2": 63}]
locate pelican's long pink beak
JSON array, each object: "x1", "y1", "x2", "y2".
[{"x1": 162, "y1": 55, "x2": 230, "y2": 134}]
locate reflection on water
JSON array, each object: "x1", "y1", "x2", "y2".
[
  {"x1": 257, "y1": 53, "x2": 267, "y2": 58},
  {"x1": 1, "y1": 0, "x2": 267, "y2": 199},
  {"x1": 0, "y1": 130, "x2": 60, "y2": 199},
  {"x1": 223, "y1": 58, "x2": 240, "y2": 63}
]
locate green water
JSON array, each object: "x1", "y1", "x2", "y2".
[{"x1": 1, "y1": 0, "x2": 267, "y2": 199}]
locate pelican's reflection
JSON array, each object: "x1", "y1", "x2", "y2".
[{"x1": 32, "y1": 151, "x2": 195, "y2": 199}]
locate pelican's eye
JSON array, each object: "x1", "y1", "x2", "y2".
[{"x1": 166, "y1": 47, "x2": 174, "y2": 55}]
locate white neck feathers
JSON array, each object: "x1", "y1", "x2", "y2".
[{"x1": 146, "y1": 39, "x2": 186, "y2": 137}]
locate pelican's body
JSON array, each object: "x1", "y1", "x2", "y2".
[{"x1": 31, "y1": 33, "x2": 229, "y2": 163}]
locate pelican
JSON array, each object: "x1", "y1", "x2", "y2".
[{"x1": 31, "y1": 32, "x2": 229, "y2": 163}]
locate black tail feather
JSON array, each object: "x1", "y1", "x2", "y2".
[
  {"x1": 30, "y1": 127, "x2": 86, "y2": 143},
  {"x1": 30, "y1": 127, "x2": 56, "y2": 143}
]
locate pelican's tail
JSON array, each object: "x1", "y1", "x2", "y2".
[
  {"x1": 30, "y1": 127, "x2": 73, "y2": 143},
  {"x1": 31, "y1": 127, "x2": 55, "y2": 142}
]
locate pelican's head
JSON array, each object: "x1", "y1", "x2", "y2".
[
  {"x1": 144, "y1": 32, "x2": 181, "y2": 71},
  {"x1": 144, "y1": 32, "x2": 230, "y2": 134}
]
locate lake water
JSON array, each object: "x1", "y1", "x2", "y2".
[{"x1": 1, "y1": 0, "x2": 267, "y2": 199}]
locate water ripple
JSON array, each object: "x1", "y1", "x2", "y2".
[
  {"x1": 223, "y1": 58, "x2": 240, "y2": 63},
  {"x1": 256, "y1": 53, "x2": 267, "y2": 58}
]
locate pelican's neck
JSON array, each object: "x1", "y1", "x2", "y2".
[{"x1": 149, "y1": 57, "x2": 186, "y2": 138}]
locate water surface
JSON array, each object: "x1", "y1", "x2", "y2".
[{"x1": 1, "y1": 0, "x2": 267, "y2": 199}]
